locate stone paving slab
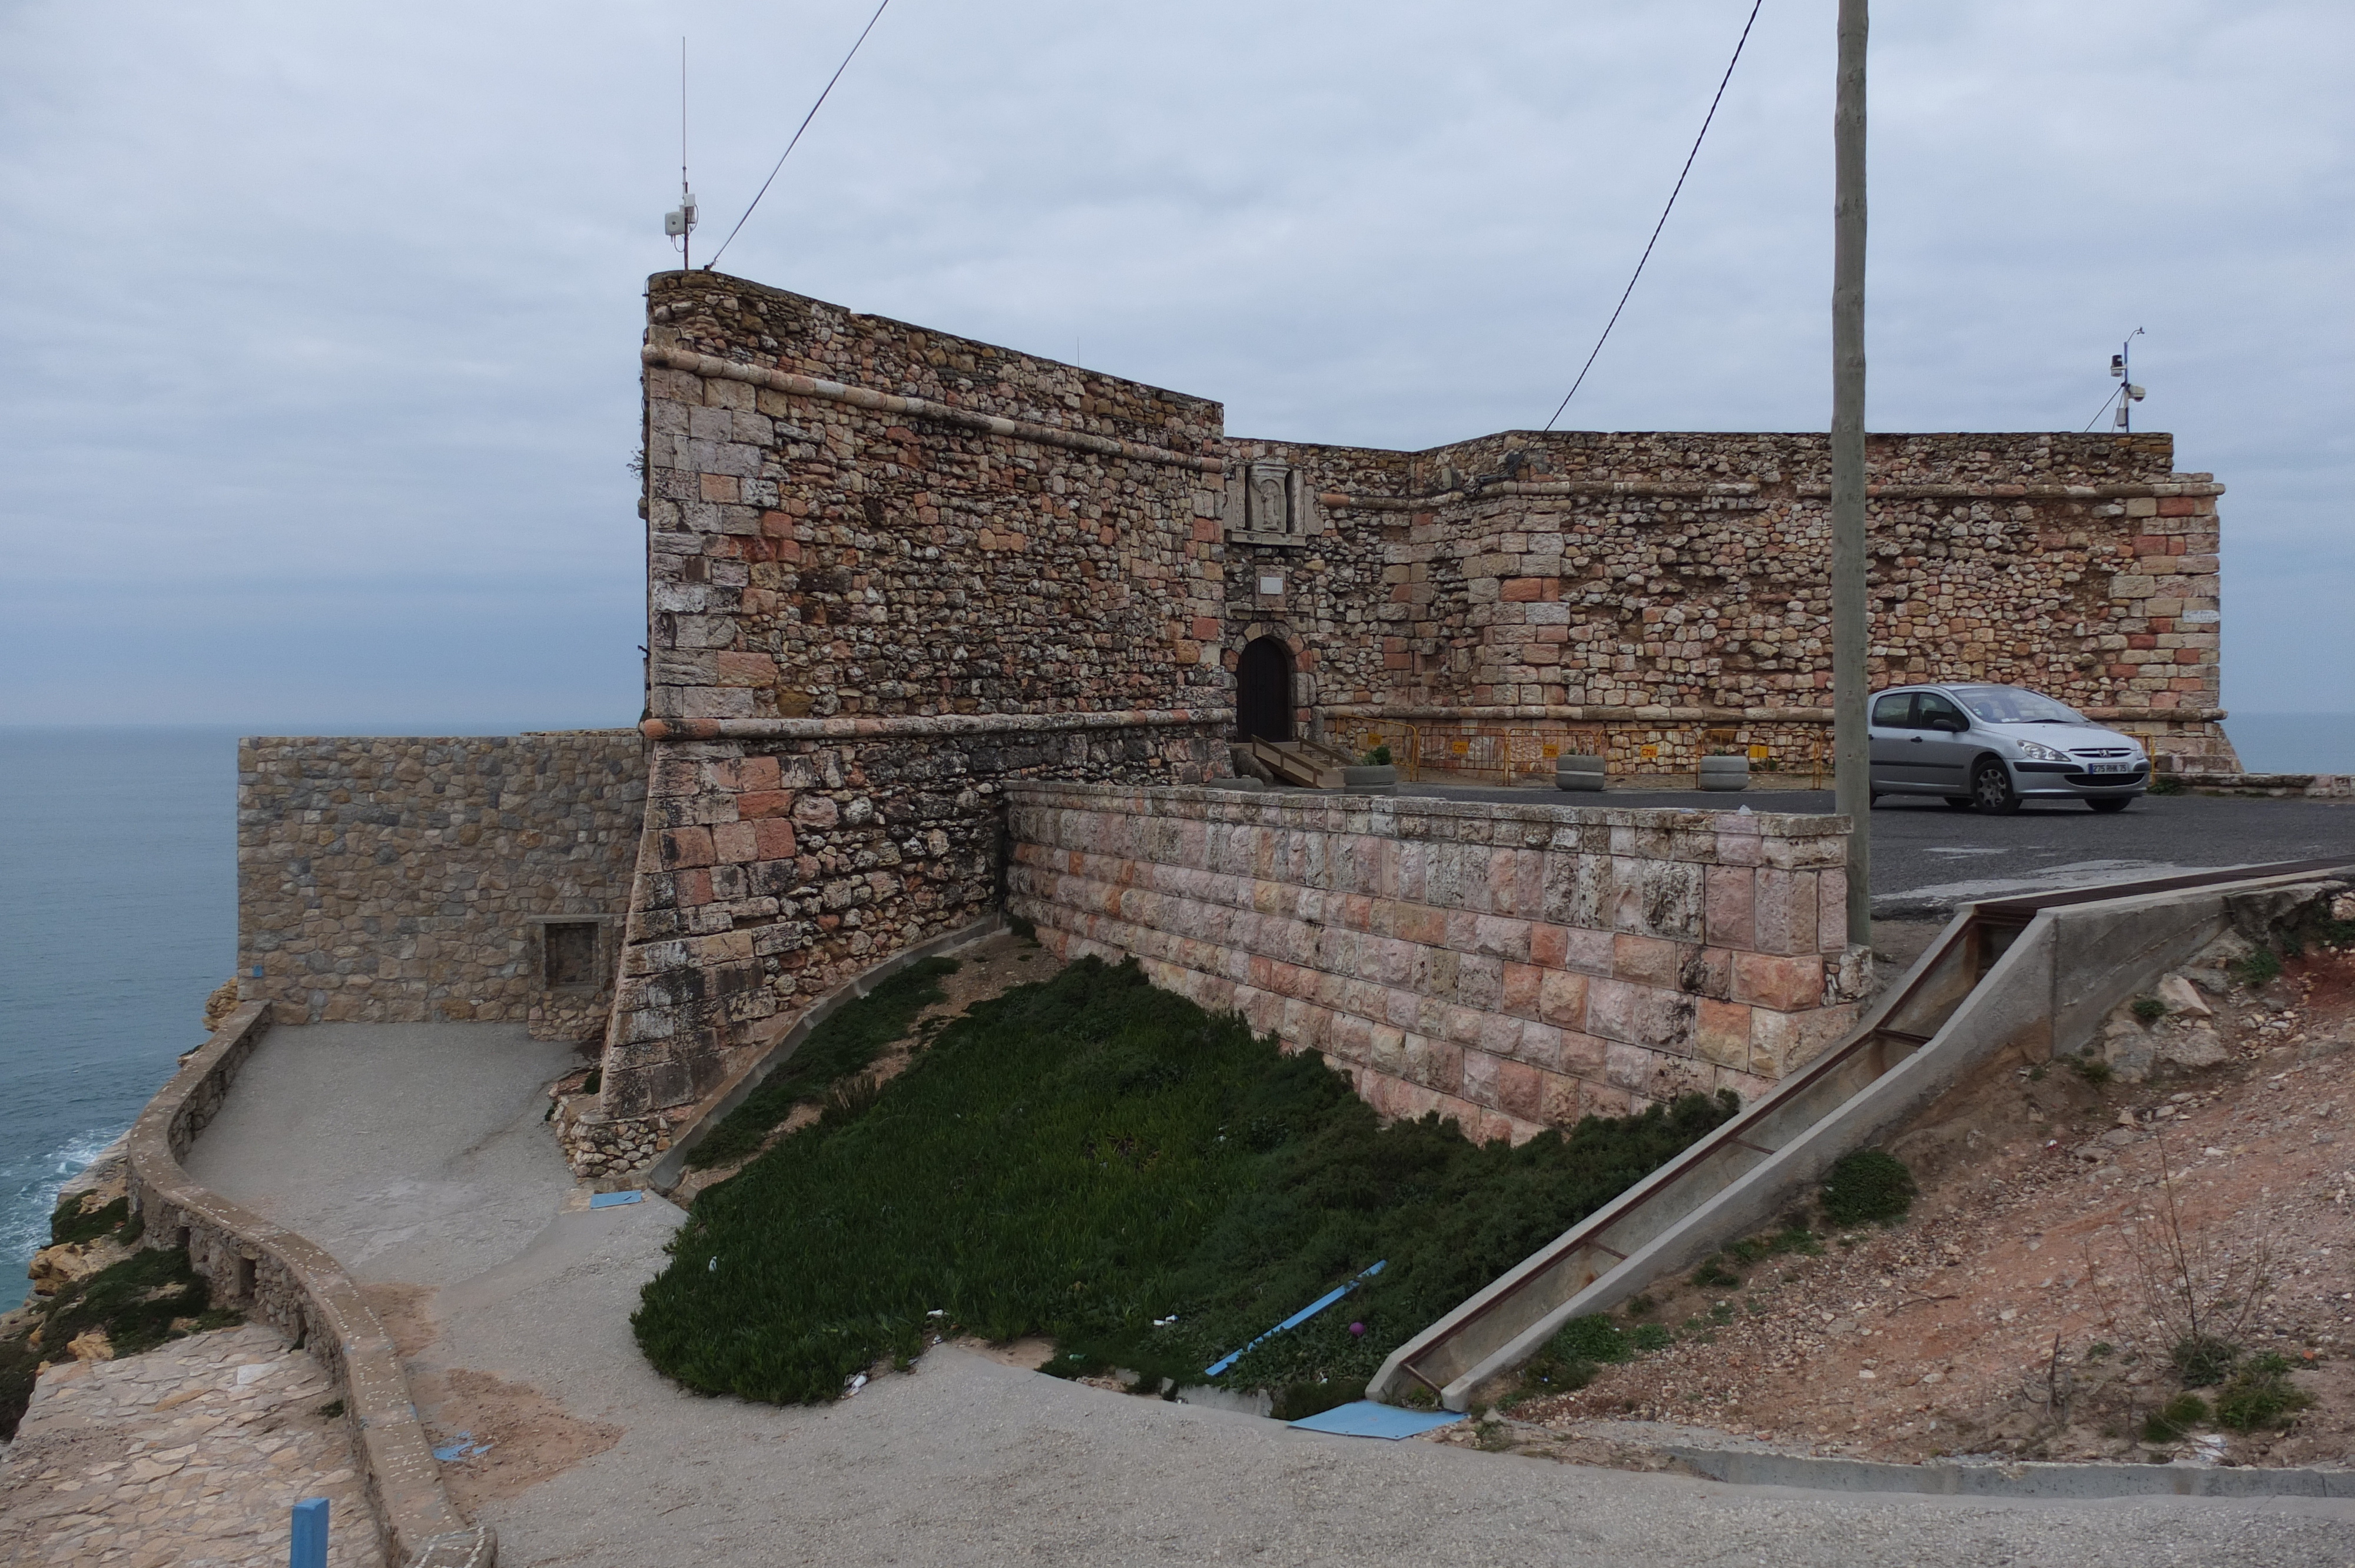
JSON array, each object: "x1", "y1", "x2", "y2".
[{"x1": 0, "y1": 1323, "x2": 379, "y2": 1567}]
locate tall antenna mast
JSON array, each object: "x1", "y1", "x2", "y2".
[{"x1": 663, "y1": 38, "x2": 698, "y2": 270}]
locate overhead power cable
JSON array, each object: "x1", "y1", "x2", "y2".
[
  {"x1": 1543, "y1": 0, "x2": 1766, "y2": 431},
  {"x1": 704, "y1": 0, "x2": 894, "y2": 271}
]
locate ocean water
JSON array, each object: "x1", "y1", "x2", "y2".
[
  {"x1": 2224, "y1": 713, "x2": 2355, "y2": 776},
  {"x1": 0, "y1": 728, "x2": 237, "y2": 1288}
]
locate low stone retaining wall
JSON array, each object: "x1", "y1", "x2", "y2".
[
  {"x1": 1007, "y1": 783, "x2": 1871, "y2": 1143},
  {"x1": 126, "y1": 1001, "x2": 493, "y2": 1568},
  {"x1": 2175, "y1": 770, "x2": 2355, "y2": 799}
]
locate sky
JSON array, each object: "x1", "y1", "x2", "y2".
[{"x1": 0, "y1": 0, "x2": 2347, "y2": 731}]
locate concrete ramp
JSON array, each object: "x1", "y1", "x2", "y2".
[{"x1": 1369, "y1": 858, "x2": 2354, "y2": 1413}]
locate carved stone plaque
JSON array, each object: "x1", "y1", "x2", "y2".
[{"x1": 1247, "y1": 461, "x2": 1292, "y2": 534}]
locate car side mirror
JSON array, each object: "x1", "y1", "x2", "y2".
[{"x1": 1937, "y1": 715, "x2": 1969, "y2": 733}]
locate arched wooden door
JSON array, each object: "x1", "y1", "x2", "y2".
[{"x1": 1235, "y1": 637, "x2": 1293, "y2": 742}]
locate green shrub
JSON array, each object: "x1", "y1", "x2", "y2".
[
  {"x1": 1629, "y1": 1322, "x2": 1674, "y2": 1353},
  {"x1": 2213, "y1": 1354, "x2": 2314, "y2": 1431},
  {"x1": 1360, "y1": 745, "x2": 1392, "y2": 767},
  {"x1": 2131, "y1": 995, "x2": 2168, "y2": 1024},
  {"x1": 2068, "y1": 1055, "x2": 2113, "y2": 1085},
  {"x1": 48, "y1": 1194, "x2": 130, "y2": 1248},
  {"x1": 684, "y1": 959, "x2": 958, "y2": 1170},
  {"x1": 2232, "y1": 945, "x2": 2283, "y2": 989},
  {"x1": 633, "y1": 958, "x2": 1735, "y2": 1405},
  {"x1": 2143, "y1": 1393, "x2": 2209, "y2": 1442},
  {"x1": 2171, "y1": 1333, "x2": 2240, "y2": 1388},
  {"x1": 1819, "y1": 1150, "x2": 1916, "y2": 1227}
]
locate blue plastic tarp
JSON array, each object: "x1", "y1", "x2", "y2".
[{"x1": 1288, "y1": 1401, "x2": 1464, "y2": 1440}]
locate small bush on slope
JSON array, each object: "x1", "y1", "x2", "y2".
[{"x1": 633, "y1": 957, "x2": 1735, "y2": 1404}]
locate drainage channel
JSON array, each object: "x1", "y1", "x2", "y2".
[{"x1": 1368, "y1": 856, "x2": 2355, "y2": 1413}]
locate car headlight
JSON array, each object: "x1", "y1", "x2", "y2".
[{"x1": 2015, "y1": 739, "x2": 2069, "y2": 763}]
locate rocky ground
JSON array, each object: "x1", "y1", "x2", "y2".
[{"x1": 1468, "y1": 919, "x2": 2355, "y2": 1472}]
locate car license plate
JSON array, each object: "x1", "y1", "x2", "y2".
[{"x1": 2087, "y1": 761, "x2": 2132, "y2": 774}]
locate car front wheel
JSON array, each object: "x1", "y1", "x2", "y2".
[
  {"x1": 1971, "y1": 758, "x2": 2021, "y2": 815},
  {"x1": 2087, "y1": 796, "x2": 2132, "y2": 813}
]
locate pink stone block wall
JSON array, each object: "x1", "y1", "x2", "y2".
[{"x1": 1007, "y1": 783, "x2": 1872, "y2": 1145}]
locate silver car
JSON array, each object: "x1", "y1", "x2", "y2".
[{"x1": 1868, "y1": 683, "x2": 2148, "y2": 814}]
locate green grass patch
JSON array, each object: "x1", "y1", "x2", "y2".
[
  {"x1": 2214, "y1": 1353, "x2": 2315, "y2": 1431},
  {"x1": 1819, "y1": 1150, "x2": 1916, "y2": 1227},
  {"x1": 2130, "y1": 995, "x2": 2168, "y2": 1024},
  {"x1": 633, "y1": 956, "x2": 1736, "y2": 1405},
  {"x1": 683, "y1": 958, "x2": 960, "y2": 1170}
]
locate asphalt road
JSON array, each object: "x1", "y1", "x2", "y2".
[
  {"x1": 1412, "y1": 785, "x2": 2355, "y2": 918},
  {"x1": 173, "y1": 1022, "x2": 2355, "y2": 1568}
]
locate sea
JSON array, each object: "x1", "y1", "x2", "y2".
[{"x1": 2, "y1": 712, "x2": 2353, "y2": 1288}]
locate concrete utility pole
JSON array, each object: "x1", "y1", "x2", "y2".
[{"x1": 1830, "y1": 0, "x2": 1872, "y2": 946}]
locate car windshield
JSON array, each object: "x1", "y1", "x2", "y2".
[{"x1": 1949, "y1": 686, "x2": 2086, "y2": 725}]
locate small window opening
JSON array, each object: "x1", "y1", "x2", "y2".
[
  {"x1": 543, "y1": 922, "x2": 599, "y2": 988},
  {"x1": 236, "y1": 1254, "x2": 258, "y2": 1300}
]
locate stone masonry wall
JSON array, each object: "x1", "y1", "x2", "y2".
[
  {"x1": 1225, "y1": 430, "x2": 2233, "y2": 776},
  {"x1": 638, "y1": 270, "x2": 1228, "y2": 725},
  {"x1": 586, "y1": 718, "x2": 1222, "y2": 1132},
  {"x1": 591, "y1": 271, "x2": 1236, "y2": 1165},
  {"x1": 237, "y1": 733, "x2": 645, "y2": 1034},
  {"x1": 1007, "y1": 783, "x2": 1872, "y2": 1145}
]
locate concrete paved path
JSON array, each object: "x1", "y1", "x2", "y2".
[{"x1": 186, "y1": 1022, "x2": 2355, "y2": 1566}]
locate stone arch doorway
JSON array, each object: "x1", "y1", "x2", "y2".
[{"x1": 1235, "y1": 636, "x2": 1293, "y2": 742}]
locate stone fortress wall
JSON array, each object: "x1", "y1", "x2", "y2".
[
  {"x1": 579, "y1": 270, "x2": 2233, "y2": 1169},
  {"x1": 571, "y1": 273, "x2": 1235, "y2": 1168},
  {"x1": 236, "y1": 733, "x2": 644, "y2": 1037},
  {"x1": 226, "y1": 265, "x2": 2241, "y2": 1178},
  {"x1": 1221, "y1": 430, "x2": 2231, "y2": 780},
  {"x1": 1009, "y1": 784, "x2": 1868, "y2": 1143}
]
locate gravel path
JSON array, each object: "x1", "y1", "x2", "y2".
[{"x1": 175, "y1": 1022, "x2": 2355, "y2": 1566}]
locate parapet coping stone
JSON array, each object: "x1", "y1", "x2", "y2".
[
  {"x1": 1009, "y1": 779, "x2": 1850, "y2": 838},
  {"x1": 126, "y1": 1001, "x2": 495, "y2": 1568}
]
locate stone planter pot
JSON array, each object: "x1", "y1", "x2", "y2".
[
  {"x1": 1699, "y1": 755, "x2": 1750, "y2": 792},
  {"x1": 1342, "y1": 765, "x2": 1399, "y2": 796},
  {"x1": 1555, "y1": 754, "x2": 1606, "y2": 793}
]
